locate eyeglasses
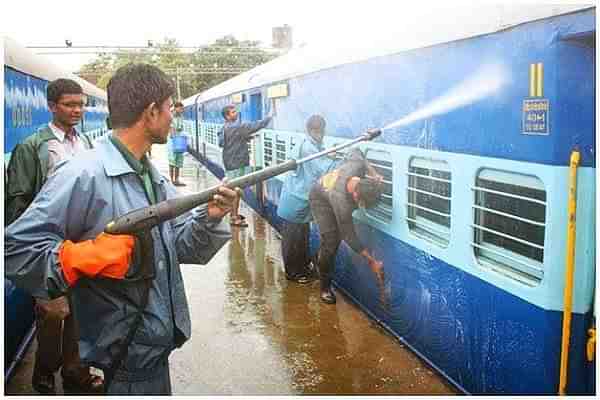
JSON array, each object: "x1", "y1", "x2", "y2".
[{"x1": 58, "y1": 102, "x2": 85, "y2": 109}]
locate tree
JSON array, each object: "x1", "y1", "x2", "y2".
[{"x1": 77, "y1": 36, "x2": 278, "y2": 99}]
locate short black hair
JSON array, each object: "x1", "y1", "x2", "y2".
[
  {"x1": 222, "y1": 104, "x2": 236, "y2": 119},
  {"x1": 107, "y1": 63, "x2": 175, "y2": 129},
  {"x1": 174, "y1": 101, "x2": 184, "y2": 108},
  {"x1": 47, "y1": 79, "x2": 83, "y2": 104},
  {"x1": 306, "y1": 114, "x2": 326, "y2": 134},
  {"x1": 357, "y1": 177, "x2": 383, "y2": 208}
]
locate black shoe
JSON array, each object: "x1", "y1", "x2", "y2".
[
  {"x1": 305, "y1": 263, "x2": 320, "y2": 279},
  {"x1": 173, "y1": 181, "x2": 187, "y2": 187},
  {"x1": 285, "y1": 273, "x2": 313, "y2": 284},
  {"x1": 32, "y1": 371, "x2": 55, "y2": 395},
  {"x1": 320, "y1": 288, "x2": 336, "y2": 304}
]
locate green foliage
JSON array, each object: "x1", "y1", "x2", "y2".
[{"x1": 78, "y1": 36, "x2": 278, "y2": 100}]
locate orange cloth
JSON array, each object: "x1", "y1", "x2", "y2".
[{"x1": 59, "y1": 232, "x2": 135, "y2": 286}]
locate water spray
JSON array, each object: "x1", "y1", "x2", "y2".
[{"x1": 382, "y1": 63, "x2": 508, "y2": 132}]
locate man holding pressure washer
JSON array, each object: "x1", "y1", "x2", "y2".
[{"x1": 5, "y1": 64, "x2": 236, "y2": 395}]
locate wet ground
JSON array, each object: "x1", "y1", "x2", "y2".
[{"x1": 6, "y1": 143, "x2": 457, "y2": 395}]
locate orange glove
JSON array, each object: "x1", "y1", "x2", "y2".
[{"x1": 59, "y1": 232, "x2": 136, "y2": 286}]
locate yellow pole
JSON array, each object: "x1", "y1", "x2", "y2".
[{"x1": 558, "y1": 150, "x2": 580, "y2": 395}]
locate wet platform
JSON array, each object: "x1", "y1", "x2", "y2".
[{"x1": 5, "y1": 143, "x2": 457, "y2": 395}]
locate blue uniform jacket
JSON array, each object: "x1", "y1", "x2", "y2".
[
  {"x1": 4, "y1": 135, "x2": 231, "y2": 372},
  {"x1": 220, "y1": 117, "x2": 271, "y2": 171},
  {"x1": 277, "y1": 136, "x2": 337, "y2": 223}
]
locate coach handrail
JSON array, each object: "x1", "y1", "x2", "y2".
[{"x1": 558, "y1": 149, "x2": 580, "y2": 395}]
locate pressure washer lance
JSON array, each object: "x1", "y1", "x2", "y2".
[{"x1": 105, "y1": 128, "x2": 382, "y2": 235}]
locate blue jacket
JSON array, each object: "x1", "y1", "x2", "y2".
[
  {"x1": 220, "y1": 117, "x2": 271, "y2": 171},
  {"x1": 277, "y1": 136, "x2": 337, "y2": 223},
  {"x1": 4, "y1": 135, "x2": 231, "y2": 372}
]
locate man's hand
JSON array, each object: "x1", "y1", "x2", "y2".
[
  {"x1": 360, "y1": 249, "x2": 384, "y2": 283},
  {"x1": 207, "y1": 185, "x2": 238, "y2": 219},
  {"x1": 59, "y1": 232, "x2": 136, "y2": 286}
]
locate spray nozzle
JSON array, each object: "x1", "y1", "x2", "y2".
[{"x1": 365, "y1": 128, "x2": 382, "y2": 140}]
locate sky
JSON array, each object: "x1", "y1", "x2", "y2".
[{"x1": 2, "y1": 0, "x2": 590, "y2": 72}]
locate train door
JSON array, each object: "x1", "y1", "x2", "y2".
[
  {"x1": 249, "y1": 92, "x2": 265, "y2": 212},
  {"x1": 196, "y1": 103, "x2": 205, "y2": 158},
  {"x1": 249, "y1": 92, "x2": 263, "y2": 121}
]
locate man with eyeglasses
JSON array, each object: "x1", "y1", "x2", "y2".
[{"x1": 5, "y1": 78, "x2": 102, "y2": 394}]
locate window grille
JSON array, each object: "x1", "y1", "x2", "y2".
[
  {"x1": 275, "y1": 136, "x2": 286, "y2": 164},
  {"x1": 407, "y1": 158, "x2": 451, "y2": 246},
  {"x1": 263, "y1": 133, "x2": 273, "y2": 167},
  {"x1": 472, "y1": 169, "x2": 546, "y2": 284},
  {"x1": 364, "y1": 150, "x2": 393, "y2": 223}
]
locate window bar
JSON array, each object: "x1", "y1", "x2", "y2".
[
  {"x1": 472, "y1": 205, "x2": 546, "y2": 227},
  {"x1": 471, "y1": 223, "x2": 545, "y2": 250},
  {"x1": 472, "y1": 186, "x2": 547, "y2": 206},
  {"x1": 407, "y1": 187, "x2": 452, "y2": 201},
  {"x1": 370, "y1": 163, "x2": 394, "y2": 172},
  {"x1": 470, "y1": 242, "x2": 543, "y2": 275},
  {"x1": 407, "y1": 172, "x2": 452, "y2": 184},
  {"x1": 406, "y1": 202, "x2": 451, "y2": 218},
  {"x1": 405, "y1": 217, "x2": 450, "y2": 238}
]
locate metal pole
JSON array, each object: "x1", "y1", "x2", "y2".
[
  {"x1": 176, "y1": 67, "x2": 182, "y2": 101},
  {"x1": 558, "y1": 149, "x2": 580, "y2": 395}
]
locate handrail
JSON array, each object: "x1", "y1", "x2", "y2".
[{"x1": 559, "y1": 149, "x2": 580, "y2": 395}]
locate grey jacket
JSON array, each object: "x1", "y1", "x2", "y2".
[
  {"x1": 221, "y1": 116, "x2": 271, "y2": 171},
  {"x1": 4, "y1": 135, "x2": 230, "y2": 372}
]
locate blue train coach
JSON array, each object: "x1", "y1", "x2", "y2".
[
  {"x1": 182, "y1": 5, "x2": 595, "y2": 395},
  {"x1": 3, "y1": 37, "x2": 109, "y2": 381}
]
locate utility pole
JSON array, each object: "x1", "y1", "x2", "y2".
[{"x1": 176, "y1": 66, "x2": 181, "y2": 101}]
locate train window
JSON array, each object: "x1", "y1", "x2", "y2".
[
  {"x1": 365, "y1": 150, "x2": 393, "y2": 223},
  {"x1": 407, "y1": 157, "x2": 451, "y2": 246},
  {"x1": 263, "y1": 133, "x2": 273, "y2": 167},
  {"x1": 204, "y1": 124, "x2": 218, "y2": 146},
  {"x1": 472, "y1": 169, "x2": 546, "y2": 285},
  {"x1": 275, "y1": 136, "x2": 286, "y2": 164}
]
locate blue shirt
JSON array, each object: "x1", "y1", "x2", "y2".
[{"x1": 277, "y1": 136, "x2": 338, "y2": 223}]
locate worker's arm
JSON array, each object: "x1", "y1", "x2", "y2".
[
  {"x1": 5, "y1": 160, "x2": 99, "y2": 299},
  {"x1": 239, "y1": 116, "x2": 273, "y2": 140},
  {"x1": 332, "y1": 193, "x2": 383, "y2": 270}
]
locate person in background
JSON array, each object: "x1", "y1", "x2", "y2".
[
  {"x1": 277, "y1": 115, "x2": 338, "y2": 284},
  {"x1": 5, "y1": 79, "x2": 101, "y2": 394},
  {"x1": 221, "y1": 104, "x2": 272, "y2": 227},
  {"x1": 308, "y1": 148, "x2": 384, "y2": 304},
  {"x1": 5, "y1": 64, "x2": 236, "y2": 395},
  {"x1": 168, "y1": 101, "x2": 185, "y2": 185}
]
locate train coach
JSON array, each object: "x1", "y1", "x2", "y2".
[
  {"x1": 181, "y1": 6, "x2": 595, "y2": 394},
  {"x1": 3, "y1": 37, "x2": 109, "y2": 381}
]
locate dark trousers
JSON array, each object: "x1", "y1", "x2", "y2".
[
  {"x1": 34, "y1": 295, "x2": 81, "y2": 377},
  {"x1": 108, "y1": 360, "x2": 172, "y2": 395},
  {"x1": 281, "y1": 221, "x2": 311, "y2": 278},
  {"x1": 309, "y1": 189, "x2": 342, "y2": 290}
]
